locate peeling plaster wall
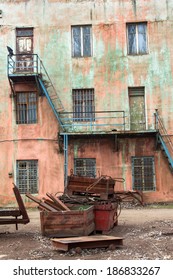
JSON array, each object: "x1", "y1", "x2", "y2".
[
  {"x1": 0, "y1": 0, "x2": 173, "y2": 204},
  {"x1": 69, "y1": 136, "x2": 173, "y2": 203}
]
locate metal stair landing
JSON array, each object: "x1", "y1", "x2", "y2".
[{"x1": 7, "y1": 54, "x2": 66, "y2": 131}]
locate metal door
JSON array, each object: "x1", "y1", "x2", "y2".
[
  {"x1": 129, "y1": 87, "x2": 146, "y2": 131},
  {"x1": 16, "y1": 28, "x2": 33, "y2": 72}
]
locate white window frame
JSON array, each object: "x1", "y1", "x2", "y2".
[
  {"x1": 72, "y1": 25, "x2": 92, "y2": 57},
  {"x1": 127, "y1": 22, "x2": 148, "y2": 55}
]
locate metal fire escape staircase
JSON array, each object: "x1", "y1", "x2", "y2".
[
  {"x1": 36, "y1": 66, "x2": 65, "y2": 130},
  {"x1": 7, "y1": 54, "x2": 66, "y2": 131},
  {"x1": 7, "y1": 53, "x2": 72, "y2": 187},
  {"x1": 155, "y1": 110, "x2": 173, "y2": 171}
]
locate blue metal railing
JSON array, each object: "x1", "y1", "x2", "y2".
[
  {"x1": 8, "y1": 55, "x2": 161, "y2": 135},
  {"x1": 7, "y1": 54, "x2": 41, "y2": 75},
  {"x1": 155, "y1": 109, "x2": 173, "y2": 169},
  {"x1": 59, "y1": 110, "x2": 126, "y2": 132}
]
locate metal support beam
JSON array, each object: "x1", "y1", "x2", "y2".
[
  {"x1": 155, "y1": 132, "x2": 160, "y2": 150},
  {"x1": 113, "y1": 134, "x2": 118, "y2": 152},
  {"x1": 64, "y1": 134, "x2": 68, "y2": 189}
]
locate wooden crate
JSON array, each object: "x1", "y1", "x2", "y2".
[
  {"x1": 67, "y1": 176, "x2": 115, "y2": 198},
  {"x1": 40, "y1": 205, "x2": 95, "y2": 237}
]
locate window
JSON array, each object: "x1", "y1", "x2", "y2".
[
  {"x1": 127, "y1": 23, "x2": 148, "y2": 55},
  {"x1": 72, "y1": 25, "x2": 92, "y2": 57},
  {"x1": 74, "y1": 158, "x2": 96, "y2": 178},
  {"x1": 73, "y1": 89, "x2": 95, "y2": 122},
  {"x1": 132, "y1": 157, "x2": 156, "y2": 191},
  {"x1": 16, "y1": 160, "x2": 38, "y2": 194},
  {"x1": 16, "y1": 92, "x2": 37, "y2": 124},
  {"x1": 16, "y1": 28, "x2": 34, "y2": 72}
]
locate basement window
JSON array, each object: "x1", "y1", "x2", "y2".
[
  {"x1": 16, "y1": 160, "x2": 38, "y2": 194},
  {"x1": 72, "y1": 25, "x2": 92, "y2": 57},
  {"x1": 127, "y1": 22, "x2": 148, "y2": 55},
  {"x1": 132, "y1": 156, "x2": 156, "y2": 191},
  {"x1": 72, "y1": 88, "x2": 95, "y2": 122},
  {"x1": 74, "y1": 158, "x2": 96, "y2": 178},
  {"x1": 16, "y1": 92, "x2": 37, "y2": 124}
]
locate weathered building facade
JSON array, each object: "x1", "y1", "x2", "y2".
[{"x1": 0, "y1": 0, "x2": 173, "y2": 206}]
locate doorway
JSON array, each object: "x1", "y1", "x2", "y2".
[
  {"x1": 16, "y1": 28, "x2": 33, "y2": 72},
  {"x1": 129, "y1": 87, "x2": 146, "y2": 131}
]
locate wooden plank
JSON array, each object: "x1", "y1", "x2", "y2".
[
  {"x1": 51, "y1": 235, "x2": 123, "y2": 251},
  {"x1": 42, "y1": 198, "x2": 62, "y2": 211},
  {"x1": 0, "y1": 209, "x2": 21, "y2": 217},
  {"x1": 53, "y1": 235, "x2": 123, "y2": 243},
  {"x1": 26, "y1": 193, "x2": 58, "y2": 212},
  {"x1": 0, "y1": 218, "x2": 29, "y2": 225},
  {"x1": 46, "y1": 192, "x2": 70, "y2": 211},
  {"x1": 13, "y1": 184, "x2": 30, "y2": 221}
]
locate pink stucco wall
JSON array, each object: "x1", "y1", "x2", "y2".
[{"x1": 0, "y1": 0, "x2": 173, "y2": 205}]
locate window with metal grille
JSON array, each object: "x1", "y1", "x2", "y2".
[
  {"x1": 72, "y1": 25, "x2": 92, "y2": 57},
  {"x1": 74, "y1": 158, "x2": 96, "y2": 178},
  {"x1": 16, "y1": 160, "x2": 38, "y2": 194},
  {"x1": 127, "y1": 22, "x2": 148, "y2": 55},
  {"x1": 132, "y1": 157, "x2": 156, "y2": 191},
  {"x1": 16, "y1": 92, "x2": 37, "y2": 124},
  {"x1": 73, "y1": 89, "x2": 95, "y2": 122}
]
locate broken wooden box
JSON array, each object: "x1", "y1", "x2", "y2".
[
  {"x1": 40, "y1": 205, "x2": 95, "y2": 237},
  {"x1": 67, "y1": 175, "x2": 115, "y2": 199}
]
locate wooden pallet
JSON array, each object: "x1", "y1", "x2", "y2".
[{"x1": 51, "y1": 235, "x2": 123, "y2": 252}]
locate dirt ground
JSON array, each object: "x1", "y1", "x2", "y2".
[{"x1": 0, "y1": 205, "x2": 173, "y2": 260}]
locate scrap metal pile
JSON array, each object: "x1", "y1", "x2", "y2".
[
  {"x1": 26, "y1": 174, "x2": 143, "y2": 239},
  {"x1": 26, "y1": 175, "x2": 145, "y2": 252}
]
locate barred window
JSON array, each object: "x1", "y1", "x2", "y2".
[
  {"x1": 127, "y1": 23, "x2": 148, "y2": 55},
  {"x1": 73, "y1": 89, "x2": 95, "y2": 122},
  {"x1": 16, "y1": 92, "x2": 37, "y2": 124},
  {"x1": 132, "y1": 157, "x2": 156, "y2": 191},
  {"x1": 16, "y1": 160, "x2": 38, "y2": 194},
  {"x1": 72, "y1": 25, "x2": 92, "y2": 57},
  {"x1": 74, "y1": 158, "x2": 96, "y2": 178}
]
